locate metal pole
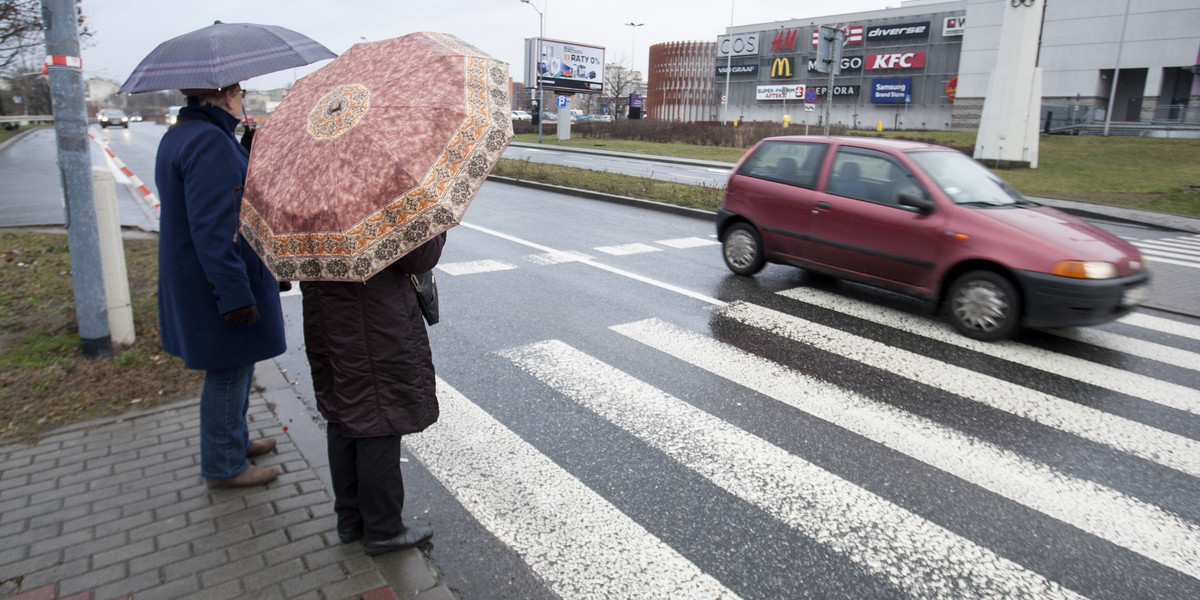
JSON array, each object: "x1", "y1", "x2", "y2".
[
  {"x1": 1103, "y1": 0, "x2": 1130, "y2": 137},
  {"x1": 722, "y1": 0, "x2": 734, "y2": 125},
  {"x1": 42, "y1": 0, "x2": 112, "y2": 359}
]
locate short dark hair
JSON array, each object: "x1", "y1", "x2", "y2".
[{"x1": 181, "y1": 84, "x2": 241, "y2": 107}]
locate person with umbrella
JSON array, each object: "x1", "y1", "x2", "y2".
[{"x1": 121, "y1": 22, "x2": 335, "y2": 488}]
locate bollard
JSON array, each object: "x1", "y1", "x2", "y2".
[
  {"x1": 876, "y1": 120, "x2": 883, "y2": 132},
  {"x1": 92, "y1": 167, "x2": 135, "y2": 346}
]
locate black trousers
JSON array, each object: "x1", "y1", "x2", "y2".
[{"x1": 326, "y1": 422, "x2": 405, "y2": 541}]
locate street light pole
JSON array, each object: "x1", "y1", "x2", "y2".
[
  {"x1": 522, "y1": 0, "x2": 546, "y2": 143},
  {"x1": 722, "y1": 0, "x2": 735, "y2": 125},
  {"x1": 626, "y1": 22, "x2": 643, "y2": 120}
]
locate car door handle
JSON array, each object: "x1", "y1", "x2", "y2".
[{"x1": 813, "y1": 201, "x2": 831, "y2": 214}]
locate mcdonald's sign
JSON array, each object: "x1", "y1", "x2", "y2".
[{"x1": 770, "y1": 57, "x2": 792, "y2": 78}]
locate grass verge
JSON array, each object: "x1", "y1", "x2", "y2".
[{"x1": 0, "y1": 230, "x2": 203, "y2": 443}]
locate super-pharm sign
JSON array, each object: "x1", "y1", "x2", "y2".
[{"x1": 865, "y1": 52, "x2": 926, "y2": 70}]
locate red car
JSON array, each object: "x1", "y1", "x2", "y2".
[{"x1": 717, "y1": 136, "x2": 1150, "y2": 340}]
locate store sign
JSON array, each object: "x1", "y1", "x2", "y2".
[
  {"x1": 871, "y1": 77, "x2": 912, "y2": 104},
  {"x1": 812, "y1": 25, "x2": 862, "y2": 46},
  {"x1": 866, "y1": 51, "x2": 926, "y2": 70},
  {"x1": 770, "y1": 57, "x2": 793, "y2": 78},
  {"x1": 945, "y1": 76, "x2": 958, "y2": 102},
  {"x1": 756, "y1": 84, "x2": 806, "y2": 101},
  {"x1": 808, "y1": 56, "x2": 863, "y2": 73},
  {"x1": 866, "y1": 22, "x2": 930, "y2": 41},
  {"x1": 810, "y1": 85, "x2": 860, "y2": 97},
  {"x1": 770, "y1": 29, "x2": 798, "y2": 53},
  {"x1": 715, "y1": 63, "x2": 759, "y2": 76},
  {"x1": 717, "y1": 34, "x2": 759, "y2": 57},
  {"x1": 943, "y1": 16, "x2": 966, "y2": 36}
]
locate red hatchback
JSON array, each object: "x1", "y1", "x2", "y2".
[{"x1": 717, "y1": 136, "x2": 1150, "y2": 340}]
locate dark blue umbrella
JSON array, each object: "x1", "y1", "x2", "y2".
[{"x1": 119, "y1": 21, "x2": 336, "y2": 94}]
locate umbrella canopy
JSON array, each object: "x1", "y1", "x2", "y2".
[
  {"x1": 119, "y1": 22, "x2": 335, "y2": 94},
  {"x1": 240, "y1": 32, "x2": 513, "y2": 282}
]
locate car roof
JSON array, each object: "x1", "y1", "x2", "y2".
[{"x1": 760, "y1": 135, "x2": 946, "y2": 153}]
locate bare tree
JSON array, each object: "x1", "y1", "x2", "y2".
[
  {"x1": 0, "y1": 0, "x2": 90, "y2": 71},
  {"x1": 604, "y1": 63, "x2": 642, "y2": 118}
]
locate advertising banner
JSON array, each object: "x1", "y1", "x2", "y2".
[
  {"x1": 756, "y1": 84, "x2": 806, "y2": 101},
  {"x1": 534, "y1": 38, "x2": 605, "y2": 93},
  {"x1": 943, "y1": 16, "x2": 966, "y2": 37},
  {"x1": 716, "y1": 64, "x2": 759, "y2": 76},
  {"x1": 808, "y1": 56, "x2": 863, "y2": 73},
  {"x1": 866, "y1": 52, "x2": 926, "y2": 70},
  {"x1": 810, "y1": 85, "x2": 861, "y2": 97},
  {"x1": 871, "y1": 78, "x2": 912, "y2": 104},
  {"x1": 717, "y1": 34, "x2": 760, "y2": 57}
]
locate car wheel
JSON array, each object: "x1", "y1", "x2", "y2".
[
  {"x1": 722, "y1": 223, "x2": 765, "y2": 276},
  {"x1": 945, "y1": 270, "x2": 1020, "y2": 341}
]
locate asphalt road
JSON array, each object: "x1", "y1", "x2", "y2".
[{"x1": 4, "y1": 125, "x2": 1200, "y2": 599}]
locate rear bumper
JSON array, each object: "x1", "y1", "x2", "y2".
[{"x1": 1014, "y1": 269, "x2": 1151, "y2": 328}]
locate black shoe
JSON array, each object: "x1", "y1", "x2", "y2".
[
  {"x1": 337, "y1": 528, "x2": 363, "y2": 544},
  {"x1": 361, "y1": 524, "x2": 433, "y2": 556}
]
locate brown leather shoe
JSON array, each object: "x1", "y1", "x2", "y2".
[
  {"x1": 206, "y1": 465, "x2": 279, "y2": 488},
  {"x1": 246, "y1": 437, "x2": 276, "y2": 457}
]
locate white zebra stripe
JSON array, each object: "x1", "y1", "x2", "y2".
[
  {"x1": 408, "y1": 379, "x2": 742, "y2": 600},
  {"x1": 721, "y1": 301, "x2": 1200, "y2": 479},
  {"x1": 502, "y1": 340, "x2": 1087, "y2": 600},
  {"x1": 776, "y1": 287, "x2": 1200, "y2": 406},
  {"x1": 1134, "y1": 241, "x2": 1200, "y2": 258},
  {"x1": 1119, "y1": 313, "x2": 1200, "y2": 340},
  {"x1": 612, "y1": 318, "x2": 1200, "y2": 581},
  {"x1": 435, "y1": 259, "x2": 517, "y2": 276}
]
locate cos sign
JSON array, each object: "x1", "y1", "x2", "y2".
[
  {"x1": 717, "y1": 34, "x2": 759, "y2": 57},
  {"x1": 866, "y1": 52, "x2": 926, "y2": 70}
]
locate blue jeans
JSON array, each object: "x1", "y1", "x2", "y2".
[{"x1": 199, "y1": 363, "x2": 255, "y2": 480}]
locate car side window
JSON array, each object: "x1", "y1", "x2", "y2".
[
  {"x1": 737, "y1": 141, "x2": 828, "y2": 189},
  {"x1": 828, "y1": 149, "x2": 924, "y2": 207}
]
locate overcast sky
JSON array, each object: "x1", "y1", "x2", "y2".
[{"x1": 80, "y1": 0, "x2": 900, "y2": 92}]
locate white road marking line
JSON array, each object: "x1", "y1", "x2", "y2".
[
  {"x1": 436, "y1": 259, "x2": 518, "y2": 276},
  {"x1": 778, "y1": 287, "x2": 1200, "y2": 406},
  {"x1": 461, "y1": 222, "x2": 724, "y2": 305},
  {"x1": 722, "y1": 301, "x2": 1200, "y2": 479},
  {"x1": 1045, "y1": 326, "x2": 1200, "y2": 372},
  {"x1": 594, "y1": 243, "x2": 663, "y2": 256},
  {"x1": 525, "y1": 250, "x2": 592, "y2": 265},
  {"x1": 503, "y1": 340, "x2": 1086, "y2": 600},
  {"x1": 1133, "y1": 241, "x2": 1200, "y2": 257},
  {"x1": 1119, "y1": 313, "x2": 1200, "y2": 340},
  {"x1": 613, "y1": 318, "x2": 1200, "y2": 581},
  {"x1": 1142, "y1": 254, "x2": 1200, "y2": 268},
  {"x1": 656, "y1": 237, "x2": 721, "y2": 249},
  {"x1": 408, "y1": 379, "x2": 742, "y2": 600}
]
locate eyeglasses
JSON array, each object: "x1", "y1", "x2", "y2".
[{"x1": 236, "y1": 89, "x2": 246, "y2": 99}]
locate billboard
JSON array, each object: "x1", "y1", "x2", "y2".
[
  {"x1": 525, "y1": 37, "x2": 605, "y2": 93},
  {"x1": 871, "y1": 78, "x2": 912, "y2": 104}
]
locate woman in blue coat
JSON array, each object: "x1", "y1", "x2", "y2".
[{"x1": 155, "y1": 84, "x2": 286, "y2": 488}]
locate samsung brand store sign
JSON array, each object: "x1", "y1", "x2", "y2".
[{"x1": 871, "y1": 78, "x2": 912, "y2": 104}]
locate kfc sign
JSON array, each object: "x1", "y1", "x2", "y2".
[
  {"x1": 866, "y1": 52, "x2": 926, "y2": 70},
  {"x1": 866, "y1": 22, "x2": 930, "y2": 41}
]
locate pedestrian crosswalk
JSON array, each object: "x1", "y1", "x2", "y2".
[
  {"x1": 1129, "y1": 234, "x2": 1200, "y2": 269},
  {"x1": 408, "y1": 274, "x2": 1200, "y2": 598}
]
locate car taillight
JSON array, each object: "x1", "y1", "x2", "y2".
[{"x1": 1051, "y1": 261, "x2": 1117, "y2": 279}]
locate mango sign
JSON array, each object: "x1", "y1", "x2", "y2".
[{"x1": 946, "y1": 76, "x2": 958, "y2": 102}]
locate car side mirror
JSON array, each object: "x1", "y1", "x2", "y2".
[{"x1": 899, "y1": 191, "x2": 935, "y2": 215}]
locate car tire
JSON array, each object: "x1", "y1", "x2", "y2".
[
  {"x1": 722, "y1": 222, "x2": 766, "y2": 276},
  {"x1": 945, "y1": 270, "x2": 1021, "y2": 341}
]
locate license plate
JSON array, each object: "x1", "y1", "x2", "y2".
[{"x1": 1122, "y1": 285, "x2": 1150, "y2": 306}]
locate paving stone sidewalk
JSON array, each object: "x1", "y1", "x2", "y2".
[{"x1": 0, "y1": 361, "x2": 454, "y2": 600}]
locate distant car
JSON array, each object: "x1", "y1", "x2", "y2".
[
  {"x1": 98, "y1": 109, "x2": 129, "y2": 129},
  {"x1": 129, "y1": 112, "x2": 143, "y2": 122},
  {"x1": 717, "y1": 136, "x2": 1150, "y2": 340},
  {"x1": 511, "y1": 110, "x2": 532, "y2": 121},
  {"x1": 241, "y1": 114, "x2": 258, "y2": 130},
  {"x1": 589, "y1": 114, "x2": 613, "y2": 122},
  {"x1": 166, "y1": 106, "x2": 182, "y2": 125}
]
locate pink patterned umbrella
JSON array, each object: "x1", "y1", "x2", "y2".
[{"x1": 241, "y1": 32, "x2": 513, "y2": 282}]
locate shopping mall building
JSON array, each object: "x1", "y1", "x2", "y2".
[{"x1": 646, "y1": 0, "x2": 1199, "y2": 132}]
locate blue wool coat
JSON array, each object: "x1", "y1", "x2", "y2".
[{"x1": 155, "y1": 102, "x2": 286, "y2": 370}]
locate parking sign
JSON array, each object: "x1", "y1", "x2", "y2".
[{"x1": 805, "y1": 88, "x2": 818, "y2": 103}]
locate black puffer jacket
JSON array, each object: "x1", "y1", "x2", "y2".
[{"x1": 301, "y1": 233, "x2": 446, "y2": 437}]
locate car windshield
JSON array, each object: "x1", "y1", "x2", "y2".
[
  {"x1": 907, "y1": 150, "x2": 1027, "y2": 207},
  {"x1": 101, "y1": 110, "x2": 124, "y2": 117}
]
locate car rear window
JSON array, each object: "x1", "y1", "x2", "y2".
[{"x1": 736, "y1": 141, "x2": 827, "y2": 189}]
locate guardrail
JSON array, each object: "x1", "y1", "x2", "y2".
[{"x1": 0, "y1": 115, "x2": 54, "y2": 124}]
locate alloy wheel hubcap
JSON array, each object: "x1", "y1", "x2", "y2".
[
  {"x1": 953, "y1": 280, "x2": 1009, "y2": 332},
  {"x1": 725, "y1": 231, "x2": 756, "y2": 268}
]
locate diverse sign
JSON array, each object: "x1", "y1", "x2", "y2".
[
  {"x1": 871, "y1": 77, "x2": 912, "y2": 103},
  {"x1": 526, "y1": 37, "x2": 605, "y2": 93},
  {"x1": 770, "y1": 29, "x2": 798, "y2": 53},
  {"x1": 866, "y1": 51, "x2": 926, "y2": 70},
  {"x1": 756, "y1": 84, "x2": 806, "y2": 101},
  {"x1": 716, "y1": 63, "x2": 759, "y2": 76},
  {"x1": 866, "y1": 22, "x2": 930, "y2": 41},
  {"x1": 808, "y1": 56, "x2": 863, "y2": 73},
  {"x1": 717, "y1": 34, "x2": 760, "y2": 57},
  {"x1": 943, "y1": 16, "x2": 966, "y2": 36},
  {"x1": 770, "y1": 57, "x2": 793, "y2": 78},
  {"x1": 812, "y1": 25, "x2": 863, "y2": 46}
]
